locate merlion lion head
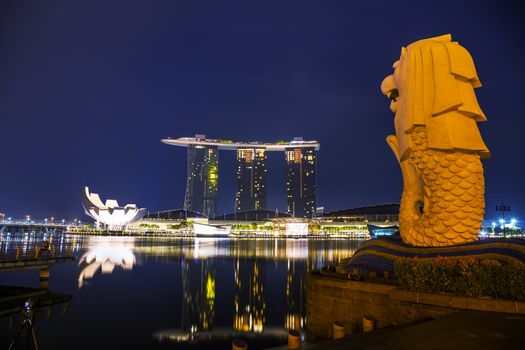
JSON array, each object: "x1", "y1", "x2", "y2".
[
  {"x1": 380, "y1": 34, "x2": 490, "y2": 247},
  {"x1": 381, "y1": 34, "x2": 489, "y2": 161}
]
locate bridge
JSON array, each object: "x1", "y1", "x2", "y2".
[{"x1": 0, "y1": 219, "x2": 81, "y2": 234}]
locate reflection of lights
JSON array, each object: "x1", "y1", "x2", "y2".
[
  {"x1": 206, "y1": 274, "x2": 215, "y2": 301},
  {"x1": 233, "y1": 260, "x2": 266, "y2": 334},
  {"x1": 499, "y1": 219, "x2": 505, "y2": 224},
  {"x1": 132, "y1": 238, "x2": 358, "y2": 264},
  {"x1": 0, "y1": 233, "x2": 362, "y2": 344},
  {"x1": 153, "y1": 327, "x2": 288, "y2": 343},
  {"x1": 77, "y1": 237, "x2": 136, "y2": 288},
  {"x1": 285, "y1": 313, "x2": 305, "y2": 331},
  {"x1": 253, "y1": 322, "x2": 263, "y2": 333}
]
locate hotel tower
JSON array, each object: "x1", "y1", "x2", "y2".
[{"x1": 162, "y1": 135, "x2": 319, "y2": 218}]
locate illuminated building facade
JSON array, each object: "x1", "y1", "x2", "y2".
[
  {"x1": 162, "y1": 135, "x2": 319, "y2": 218},
  {"x1": 82, "y1": 186, "x2": 147, "y2": 230},
  {"x1": 184, "y1": 142, "x2": 219, "y2": 218},
  {"x1": 285, "y1": 144, "x2": 317, "y2": 218},
  {"x1": 236, "y1": 148, "x2": 267, "y2": 211}
]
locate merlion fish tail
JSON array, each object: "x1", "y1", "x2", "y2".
[{"x1": 388, "y1": 127, "x2": 485, "y2": 246}]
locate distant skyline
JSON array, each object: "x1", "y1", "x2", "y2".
[{"x1": 1, "y1": 0, "x2": 524, "y2": 221}]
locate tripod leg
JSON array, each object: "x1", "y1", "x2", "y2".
[
  {"x1": 8, "y1": 315, "x2": 14, "y2": 329},
  {"x1": 7, "y1": 325, "x2": 25, "y2": 350},
  {"x1": 32, "y1": 325, "x2": 40, "y2": 350}
]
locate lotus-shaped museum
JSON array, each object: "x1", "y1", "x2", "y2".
[{"x1": 82, "y1": 186, "x2": 147, "y2": 230}]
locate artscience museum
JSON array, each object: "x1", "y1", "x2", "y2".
[{"x1": 82, "y1": 186, "x2": 147, "y2": 230}]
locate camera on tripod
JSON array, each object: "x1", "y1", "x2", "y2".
[
  {"x1": 24, "y1": 299, "x2": 34, "y2": 322},
  {"x1": 8, "y1": 298, "x2": 39, "y2": 350}
]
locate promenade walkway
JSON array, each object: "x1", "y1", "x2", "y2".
[
  {"x1": 269, "y1": 310, "x2": 525, "y2": 350},
  {"x1": 0, "y1": 256, "x2": 75, "y2": 272}
]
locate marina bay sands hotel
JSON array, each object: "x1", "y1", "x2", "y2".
[{"x1": 161, "y1": 135, "x2": 320, "y2": 219}]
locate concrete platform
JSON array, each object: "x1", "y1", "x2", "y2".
[
  {"x1": 0, "y1": 256, "x2": 75, "y2": 272},
  {"x1": 269, "y1": 311, "x2": 525, "y2": 349},
  {"x1": 0, "y1": 286, "x2": 72, "y2": 317}
]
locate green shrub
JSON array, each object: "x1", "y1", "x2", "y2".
[
  {"x1": 394, "y1": 257, "x2": 525, "y2": 300},
  {"x1": 167, "y1": 221, "x2": 188, "y2": 230},
  {"x1": 310, "y1": 224, "x2": 321, "y2": 233},
  {"x1": 231, "y1": 224, "x2": 254, "y2": 231}
]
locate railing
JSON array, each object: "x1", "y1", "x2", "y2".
[
  {"x1": 0, "y1": 244, "x2": 76, "y2": 262},
  {"x1": 0, "y1": 220, "x2": 74, "y2": 227}
]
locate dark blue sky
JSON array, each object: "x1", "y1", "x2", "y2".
[{"x1": 1, "y1": 0, "x2": 524, "y2": 221}]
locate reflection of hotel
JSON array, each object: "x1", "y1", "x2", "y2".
[
  {"x1": 162, "y1": 135, "x2": 320, "y2": 218},
  {"x1": 70, "y1": 237, "x2": 357, "y2": 345},
  {"x1": 285, "y1": 259, "x2": 305, "y2": 332},
  {"x1": 181, "y1": 259, "x2": 216, "y2": 333},
  {"x1": 234, "y1": 259, "x2": 266, "y2": 333},
  {"x1": 130, "y1": 237, "x2": 359, "y2": 265}
]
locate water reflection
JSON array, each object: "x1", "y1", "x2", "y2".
[
  {"x1": 132, "y1": 238, "x2": 356, "y2": 266},
  {"x1": 77, "y1": 237, "x2": 136, "y2": 288},
  {"x1": 0, "y1": 233, "x2": 361, "y2": 349},
  {"x1": 181, "y1": 257, "x2": 215, "y2": 334},
  {"x1": 233, "y1": 259, "x2": 265, "y2": 333},
  {"x1": 0, "y1": 232, "x2": 74, "y2": 349},
  {"x1": 285, "y1": 259, "x2": 304, "y2": 332},
  {"x1": 146, "y1": 238, "x2": 358, "y2": 346}
]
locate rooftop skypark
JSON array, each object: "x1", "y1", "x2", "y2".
[{"x1": 161, "y1": 134, "x2": 320, "y2": 151}]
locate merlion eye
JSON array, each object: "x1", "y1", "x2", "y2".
[{"x1": 388, "y1": 89, "x2": 399, "y2": 102}]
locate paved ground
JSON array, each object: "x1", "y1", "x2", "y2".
[{"x1": 269, "y1": 310, "x2": 525, "y2": 350}]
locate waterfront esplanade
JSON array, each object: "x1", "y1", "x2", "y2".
[{"x1": 161, "y1": 135, "x2": 320, "y2": 218}]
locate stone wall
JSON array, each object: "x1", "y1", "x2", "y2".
[{"x1": 306, "y1": 272, "x2": 525, "y2": 339}]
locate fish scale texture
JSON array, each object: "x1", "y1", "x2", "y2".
[{"x1": 400, "y1": 127, "x2": 485, "y2": 246}]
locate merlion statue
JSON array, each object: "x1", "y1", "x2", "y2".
[{"x1": 381, "y1": 34, "x2": 489, "y2": 247}]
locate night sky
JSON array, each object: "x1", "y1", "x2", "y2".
[{"x1": 1, "y1": 0, "x2": 524, "y2": 221}]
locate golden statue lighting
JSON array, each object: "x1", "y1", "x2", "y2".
[{"x1": 381, "y1": 34, "x2": 489, "y2": 247}]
